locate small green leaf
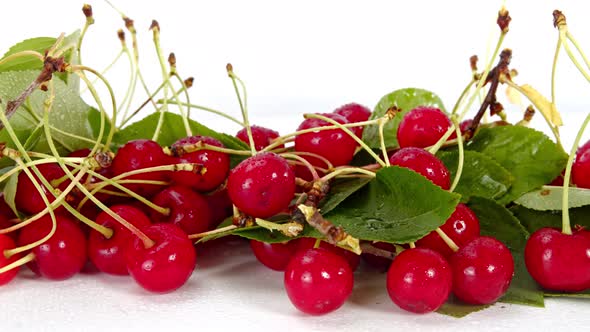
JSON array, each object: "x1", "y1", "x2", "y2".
[
  {"x1": 510, "y1": 205, "x2": 590, "y2": 234},
  {"x1": 468, "y1": 197, "x2": 544, "y2": 307},
  {"x1": 3, "y1": 172, "x2": 19, "y2": 217},
  {"x1": 437, "y1": 295, "x2": 490, "y2": 318},
  {"x1": 362, "y1": 88, "x2": 446, "y2": 149},
  {"x1": 514, "y1": 186, "x2": 590, "y2": 211},
  {"x1": 325, "y1": 166, "x2": 460, "y2": 244},
  {"x1": 544, "y1": 291, "x2": 590, "y2": 298},
  {"x1": 438, "y1": 150, "x2": 513, "y2": 202},
  {"x1": 319, "y1": 177, "x2": 372, "y2": 214},
  {"x1": 466, "y1": 126, "x2": 567, "y2": 205}
]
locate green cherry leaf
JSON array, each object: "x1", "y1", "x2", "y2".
[
  {"x1": 362, "y1": 88, "x2": 446, "y2": 149},
  {"x1": 2, "y1": 171, "x2": 19, "y2": 217},
  {"x1": 324, "y1": 166, "x2": 460, "y2": 244},
  {"x1": 437, "y1": 294, "x2": 490, "y2": 318},
  {"x1": 514, "y1": 186, "x2": 590, "y2": 211},
  {"x1": 319, "y1": 177, "x2": 372, "y2": 215},
  {"x1": 465, "y1": 126, "x2": 567, "y2": 205}
]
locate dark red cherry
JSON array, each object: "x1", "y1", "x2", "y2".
[
  {"x1": 524, "y1": 227, "x2": 590, "y2": 292},
  {"x1": 170, "y1": 136, "x2": 230, "y2": 192},
  {"x1": 88, "y1": 205, "x2": 152, "y2": 275},
  {"x1": 389, "y1": 147, "x2": 451, "y2": 189},
  {"x1": 18, "y1": 214, "x2": 87, "y2": 280},
  {"x1": 361, "y1": 241, "x2": 396, "y2": 271},
  {"x1": 236, "y1": 125, "x2": 283, "y2": 151},
  {"x1": 0, "y1": 234, "x2": 20, "y2": 286},
  {"x1": 386, "y1": 248, "x2": 452, "y2": 313},
  {"x1": 284, "y1": 247, "x2": 353, "y2": 315},
  {"x1": 15, "y1": 163, "x2": 66, "y2": 215},
  {"x1": 250, "y1": 240, "x2": 298, "y2": 271},
  {"x1": 397, "y1": 106, "x2": 451, "y2": 148},
  {"x1": 227, "y1": 152, "x2": 295, "y2": 218},
  {"x1": 450, "y1": 236, "x2": 514, "y2": 304},
  {"x1": 0, "y1": 193, "x2": 16, "y2": 219},
  {"x1": 150, "y1": 185, "x2": 212, "y2": 235},
  {"x1": 572, "y1": 140, "x2": 590, "y2": 189},
  {"x1": 416, "y1": 204, "x2": 480, "y2": 258},
  {"x1": 449, "y1": 119, "x2": 473, "y2": 139},
  {"x1": 205, "y1": 188, "x2": 233, "y2": 230},
  {"x1": 296, "y1": 237, "x2": 360, "y2": 271},
  {"x1": 333, "y1": 103, "x2": 371, "y2": 137},
  {"x1": 295, "y1": 113, "x2": 357, "y2": 167},
  {"x1": 126, "y1": 223, "x2": 196, "y2": 293},
  {"x1": 111, "y1": 139, "x2": 170, "y2": 197}
]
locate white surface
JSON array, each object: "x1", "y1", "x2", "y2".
[{"x1": 1, "y1": 0, "x2": 590, "y2": 331}]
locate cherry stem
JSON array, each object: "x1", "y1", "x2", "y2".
[
  {"x1": 285, "y1": 151, "x2": 334, "y2": 171},
  {"x1": 280, "y1": 153, "x2": 320, "y2": 180},
  {"x1": 0, "y1": 51, "x2": 43, "y2": 67},
  {"x1": 188, "y1": 225, "x2": 238, "y2": 240},
  {"x1": 566, "y1": 31, "x2": 590, "y2": 71},
  {"x1": 255, "y1": 218, "x2": 303, "y2": 237},
  {"x1": 313, "y1": 238, "x2": 321, "y2": 249},
  {"x1": 0, "y1": 252, "x2": 35, "y2": 273},
  {"x1": 551, "y1": 37, "x2": 562, "y2": 107},
  {"x1": 227, "y1": 65, "x2": 256, "y2": 155},
  {"x1": 378, "y1": 117, "x2": 391, "y2": 167},
  {"x1": 158, "y1": 100, "x2": 244, "y2": 126},
  {"x1": 409, "y1": 242, "x2": 416, "y2": 249},
  {"x1": 451, "y1": 79, "x2": 476, "y2": 115},
  {"x1": 320, "y1": 167, "x2": 376, "y2": 183},
  {"x1": 166, "y1": 142, "x2": 252, "y2": 156},
  {"x1": 305, "y1": 113, "x2": 386, "y2": 167},
  {"x1": 77, "y1": 4, "x2": 95, "y2": 67},
  {"x1": 449, "y1": 115, "x2": 465, "y2": 193},
  {"x1": 81, "y1": 49, "x2": 124, "y2": 95},
  {"x1": 435, "y1": 228, "x2": 459, "y2": 252},
  {"x1": 360, "y1": 242, "x2": 396, "y2": 260}
]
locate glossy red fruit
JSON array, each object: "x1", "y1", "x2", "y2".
[
  {"x1": 362, "y1": 241, "x2": 396, "y2": 271},
  {"x1": 449, "y1": 119, "x2": 473, "y2": 139},
  {"x1": 88, "y1": 205, "x2": 152, "y2": 275},
  {"x1": 15, "y1": 163, "x2": 66, "y2": 215},
  {"x1": 18, "y1": 214, "x2": 87, "y2": 280},
  {"x1": 170, "y1": 136, "x2": 230, "y2": 192},
  {"x1": 387, "y1": 248, "x2": 452, "y2": 313},
  {"x1": 111, "y1": 139, "x2": 170, "y2": 197},
  {"x1": 227, "y1": 152, "x2": 295, "y2": 218},
  {"x1": 524, "y1": 227, "x2": 590, "y2": 291},
  {"x1": 416, "y1": 204, "x2": 480, "y2": 258},
  {"x1": 205, "y1": 189, "x2": 233, "y2": 230},
  {"x1": 295, "y1": 113, "x2": 357, "y2": 167},
  {"x1": 389, "y1": 147, "x2": 451, "y2": 189},
  {"x1": 284, "y1": 248, "x2": 353, "y2": 315},
  {"x1": 572, "y1": 140, "x2": 590, "y2": 189},
  {"x1": 126, "y1": 223, "x2": 196, "y2": 293},
  {"x1": 333, "y1": 103, "x2": 371, "y2": 137},
  {"x1": 236, "y1": 125, "x2": 283, "y2": 151},
  {"x1": 0, "y1": 214, "x2": 18, "y2": 241},
  {"x1": 397, "y1": 106, "x2": 451, "y2": 148},
  {"x1": 0, "y1": 193, "x2": 16, "y2": 219},
  {"x1": 450, "y1": 236, "x2": 514, "y2": 304},
  {"x1": 64, "y1": 148, "x2": 113, "y2": 204},
  {"x1": 296, "y1": 237, "x2": 360, "y2": 271},
  {"x1": 150, "y1": 185, "x2": 212, "y2": 235},
  {"x1": 0, "y1": 234, "x2": 20, "y2": 286},
  {"x1": 250, "y1": 240, "x2": 298, "y2": 271}
]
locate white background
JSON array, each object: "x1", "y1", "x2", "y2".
[{"x1": 1, "y1": 0, "x2": 590, "y2": 331}]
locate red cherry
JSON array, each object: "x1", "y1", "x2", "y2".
[
  {"x1": 0, "y1": 214, "x2": 18, "y2": 241},
  {"x1": 170, "y1": 136, "x2": 230, "y2": 192},
  {"x1": 88, "y1": 205, "x2": 152, "y2": 275},
  {"x1": 15, "y1": 163, "x2": 66, "y2": 215},
  {"x1": 236, "y1": 125, "x2": 283, "y2": 151},
  {"x1": 450, "y1": 236, "x2": 514, "y2": 304},
  {"x1": 126, "y1": 223, "x2": 196, "y2": 293},
  {"x1": 333, "y1": 103, "x2": 371, "y2": 137},
  {"x1": 150, "y1": 185, "x2": 212, "y2": 235},
  {"x1": 18, "y1": 214, "x2": 87, "y2": 280},
  {"x1": 397, "y1": 106, "x2": 451, "y2": 148},
  {"x1": 389, "y1": 147, "x2": 451, "y2": 189},
  {"x1": 295, "y1": 113, "x2": 357, "y2": 167},
  {"x1": 449, "y1": 119, "x2": 473, "y2": 139},
  {"x1": 386, "y1": 248, "x2": 452, "y2": 313},
  {"x1": 227, "y1": 152, "x2": 295, "y2": 218},
  {"x1": 0, "y1": 234, "x2": 20, "y2": 286},
  {"x1": 284, "y1": 247, "x2": 353, "y2": 315},
  {"x1": 361, "y1": 241, "x2": 396, "y2": 271},
  {"x1": 250, "y1": 240, "x2": 298, "y2": 271},
  {"x1": 296, "y1": 237, "x2": 360, "y2": 271},
  {"x1": 111, "y1": 139, "x2": 170, "y2": 197},
  {"x1": 0, "y1": 193, "x2": 16, "y2": 219},
  {"x1": 524, "y1": 227, "x2": 590, "y2": 292},
  {"x1": 416, "y1": 204, "x2": 480, "y2": 258},
  {"x1": 205, "y1": 188, "x2": 233, "y2": 230},
  {"x1": 572, "y1": 140, "x2": 590, "y2": 189}
]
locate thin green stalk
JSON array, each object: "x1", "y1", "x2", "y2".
[
  {"x1": 158, "y1": 100, "x2": 244, "y2": 126},
  {"x1": 449, "y1": 116, "x2": 464, "y2": 193},
  {"x1": 228, "y1": 68, "x2": 256, "y2": 155}
]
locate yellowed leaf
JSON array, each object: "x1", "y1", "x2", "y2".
[{"x1": 520, "y1": 84, "x2": 563, "y2": 127}]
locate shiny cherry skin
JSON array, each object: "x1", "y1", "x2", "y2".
[
  {"x1": 250, "y1": 240, "x2": 298, "y2": 271},
  {"x1": 449, "y1": 119, "x2": 473, "y2": 139},
  {"x1": 524, "y1": 227, "x2": 590, "y2": 292},
  {"x1": 0, "y1": 234, "x2": 20, "y2": 286},
  {"x1": 416, "y1": 204, "x2": 480, "y2": 258},
  {"x1": 18, "y1": 214, "x2": 87, "y2": 280},
  {"x1": 0, "y1": 214, "x2": 18, "y2": 241},
  {"x1": 389, "y1": 147, "x2": 451, "y2": 189},
  {"x1": 205, "y1": 188, "x2": 233, "y2": 229},
  {"x1": 386, "y1": 248, "x2": 452, "y2": 313},
  {"x1": 126, "y1": 223, "x2": 196, "y2": 293},
  {"x1": 150, "y1": 185, "x2": 212, "y2": 235},
  {"x1": 333, "y1": 103, "x2": 372, "y2": 137},
  {"x1": 450, "y1": 236, "x2": 514, "y2": 304},
  {"x1": 236, "y1": 125, "x2": 283, "y2": 151},
  {"x1": 295, "y1": 113, "x2": 357, "y2": 167},
  {"x1": 284, "y1": 247, "x2": 354, "y2": 315},
  {"x1": 111, "y1": 139, "x2": 170, "y2": 197},
  {"x1": 170, "y1": 136, "x2": 230, "y2": 192},
  {"x1": 296, "y1": 237, "x2": 360, "y2": 271},
  {"x1": 572, "y1": 140, "x2": 590, "y2": 189},
  {"x1": 227, "y1": 152, "x2": 295, "y2": 218},
  {"x1": 15, "y1": 163, "x2": 66, "y2": 215},
  {"x1": 397, "y1": 106, "x2": 451, "y2": 148},
  {"x1": 88, "y1": 205, "x2": 152, "y2": 275},
  {"x1": 0, "y1": 193, "x2": 16, "y2": 219}
]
